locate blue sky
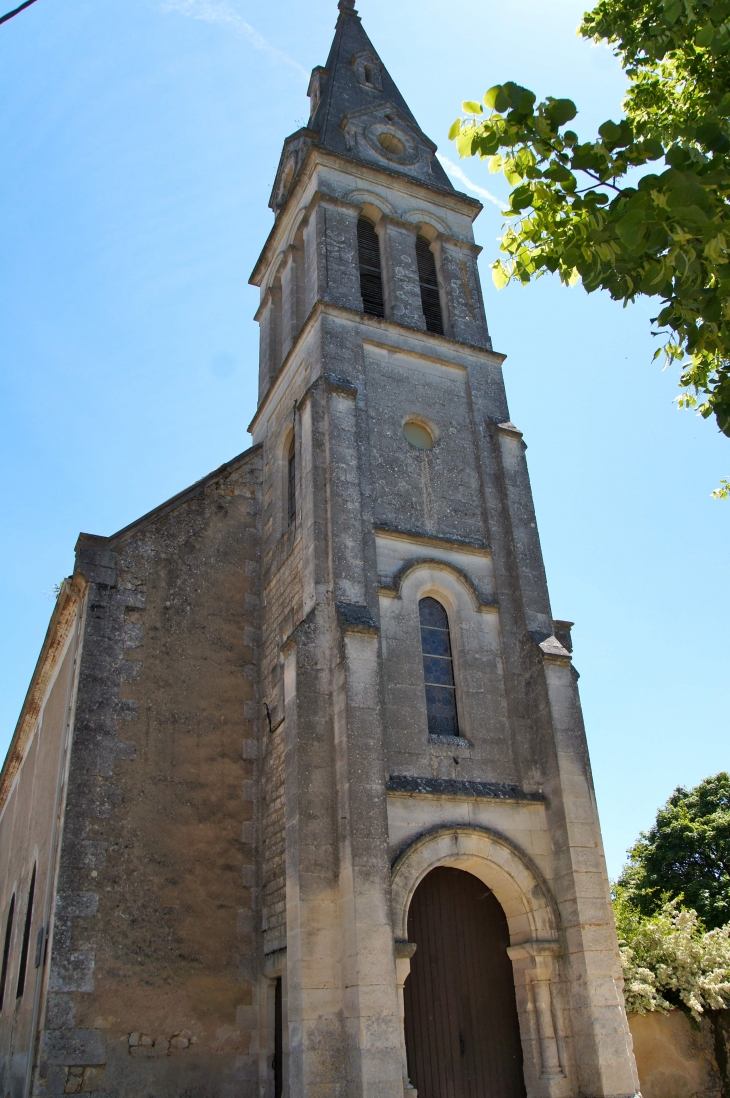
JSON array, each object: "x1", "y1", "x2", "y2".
[{"x1": 1, "y1": 0, "x2": 727, "y2": 879}]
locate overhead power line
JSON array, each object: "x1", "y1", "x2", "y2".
[{"x1": 0, "y1": 0, "x2": 39, "y2": 26}]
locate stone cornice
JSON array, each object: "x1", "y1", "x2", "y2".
[
  {"x1": 374, "y1": 524, "x2": 490, "y2": 554},
  {"x1": 437, "y1": 234, "x2": 483, "y2": 257},
  {"x1": 248, "y1": 300, "x2": 506, "y2": 437},
  {"x1": 249, "y1": 144, "x2": 483, "y2": 287}
]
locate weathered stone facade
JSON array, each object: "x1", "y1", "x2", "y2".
[{"x1": 0, "y1": 3, "x2": 641, "y2": 1098}]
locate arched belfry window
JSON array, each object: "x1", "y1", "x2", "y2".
[
  {"x1": 287, "y1": 435, "x2": 296, "y2": 527},
  {"x1": 416, "y1": 236, "x2": 444, "y2": 335},
  {"x1": 357, "y1": 217, "x2": 385, "y2": 318},
  {"x1": 419, "y1": 597, "x2": 459, "y2": 736}
]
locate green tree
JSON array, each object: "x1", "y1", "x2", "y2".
[
  {"x1": 618, "y1": 772, "x2": 730, "y2": 929},
  {"x1": 450, "y1": 0, "x2": 730, "y2": 496}
]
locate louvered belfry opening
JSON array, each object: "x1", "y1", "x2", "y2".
[
  {"x1": 357, "y1": 217, "x2": 385, "y2": 318},
  {"x1": 416, "y1": 236, "x2": 444, "y2": 335}
]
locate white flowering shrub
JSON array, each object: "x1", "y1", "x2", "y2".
[{"x1": 615, "y1": 896, "x2": 730, "y2": 1019}]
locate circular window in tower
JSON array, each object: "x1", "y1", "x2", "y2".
[
  {"x1": 364, "y1": 122, "x2": 419, "y2": 165},
  {"x1": 403, "y1": 418, "x2": 435, "y2": 450},
  {"x1": 378, "y1": 132, "x2": 406, "y2": 157}
]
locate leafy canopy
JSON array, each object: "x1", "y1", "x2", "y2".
[
  {"x1": 450, "y1": 0, "x2": 730, "y2": 494},
  {"x1": 618, "y1": 772, "x2": 730, "y2": 930}
]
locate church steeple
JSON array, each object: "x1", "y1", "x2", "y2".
[{"x1": 269, "y1": 0, "x2": 453, "y2": 214}]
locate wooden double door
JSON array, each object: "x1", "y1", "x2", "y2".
[{"x1": 404, "y1": 867, "x2": 526, "y2": 1098}]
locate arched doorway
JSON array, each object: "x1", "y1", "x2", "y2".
[{"x1": 404, "y1": 866, "x2": 526, "y2": 1098}]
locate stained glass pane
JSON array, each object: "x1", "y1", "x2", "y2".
[
  {"x1": 419, "y1": 597, "x2": 449, "y2": 629},
  {"x1": 420, "y1": 627, "x2": 451, "y2": 657},
  {"x1": 422, "y1": 655, "x2": 455, "y2": 688},
  {"x1": 424, "y1": 686, "x2": 458, "y2": 736},
  {"x1": 419, "y1": 597, "x2": 459, "y2": 737}
]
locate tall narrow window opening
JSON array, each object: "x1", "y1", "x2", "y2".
[
  {"x1": 287, "y1": 435, "x2": 296, "y2": 527},
  {"x1": 416, "y1": 236, "x2": 444, "y2": 335},
  {"x1": 16, "y1": 865, "x2": 35, "y2": 999},
  {"x1": 274, "y1": 976, "x2": 283, "y2": 1098},
  {"x1": 0, "y1": 895, "x2": 15, "y2": 1011},
  {"x1": 357, "y1": 217, "x2": 385, "y2": 318},
  {"x1": 419, "y1": 597, "x2": 459, "y2": 736}
]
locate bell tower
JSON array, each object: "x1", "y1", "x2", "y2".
[{"x1": 249, "y1": 4, "x2": 639, "y2": 1098}]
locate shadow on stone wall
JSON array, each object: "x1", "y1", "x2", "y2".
[{"x1": 629, "y1": 1010, "x2": 730, "y2": 1098}]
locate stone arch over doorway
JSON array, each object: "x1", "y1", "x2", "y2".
[{"x1": 391, "y1": 826, "x2": 572, "y2": 1098}]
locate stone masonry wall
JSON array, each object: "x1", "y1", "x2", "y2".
[
  {"x1": 261, "y1": 541, "x2": 302, "y2": 956},
  {"x1": 629, "y1": 1009, "x2": 730, "y2": 1098},
  {"x1": 37, "y1": 448, "x2": 262, "y2": 1098}
]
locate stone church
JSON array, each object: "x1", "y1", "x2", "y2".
[{"x1": 0, "y1": 3, "x2": 640, "y2": 1098}]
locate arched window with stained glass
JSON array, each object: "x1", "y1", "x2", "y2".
[{"x1": 419, "y1": 597, "x2": 459, "y2": 737}]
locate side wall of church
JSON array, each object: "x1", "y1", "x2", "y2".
[
  {"x1": 34, "y1": 448, "x2": 263, "y2": 1098},
  {"x1": 0, "y1": 614, "x2": 81, "y2": 1098}
]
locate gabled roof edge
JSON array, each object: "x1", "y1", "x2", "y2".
[
  {"x1": 86, "y1": 443, "x2": 263, "y2": 550},
  {"x1": 0, "y1": 576, "x2": 87, "y2": 816}
]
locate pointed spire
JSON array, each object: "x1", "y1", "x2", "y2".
[
  {"x1": 268, "y1": 0, "x2": 454, "y2": 216},
  {"x1": 306, "y1": 3, "x2": 453, "y2": 191}
]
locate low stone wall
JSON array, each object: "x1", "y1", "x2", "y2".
[{"x1": 629, "y1": 1010, "x2": 730, "y2": 1098}]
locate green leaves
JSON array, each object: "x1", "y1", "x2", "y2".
[
  {"x1": 450, "y1": 0, "x2": 730, "y2": 467},
  {"x1": 598, "y1": 118, "x2": 633, "y2": 149},
  {"x1": 617, "y1": 773, "x2": 730, "y2": 931},
  {"x1": 462, "y1": 100, "x2": 483, "y2": 115},
  {"x1": 695, "y1": 21, "x2": 716, "y2": 45},
  {"x1": 484, "y1": 82, "x2": 536, "y2": 117},
  {"x1": 663, "y1": 0, "x2": 683, "y2": 26},
  {"x1": 491, "y1": 261, "x2": 511, "y2": 289},
  {"x1": 484, "y1": 85, "x2": 509, "y2": 112},
  {"x1": 616, "y1": 209, "x2": 649, "y2": 251},
  {"x1": 641, "y1": 136, "x2": 665, "y2": 159},
  {"x1": 509, "y1": 183, "x2": 534, "y2": 212},
  {"x1": 545, "y1": 97, "x2": 578, "y2": 128},
  {"x1": 455, "y1": 124, "x2": 477, "y2": 159}
]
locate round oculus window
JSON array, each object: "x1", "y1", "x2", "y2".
[
  {"x1": 364, "y1": 122, "x2": 418, "y2": 164},
  {"x1": 378, "y1": 132, "x2": 406, "y2": 157},
  {"x1": 403, "y1": 420, "x2": 434, "y2": 450}
]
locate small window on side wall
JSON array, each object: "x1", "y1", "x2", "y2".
[
  {"x1": 16, "y1": 864, "x2": 35, "y2": 999},
  {"x1": 287, "y1": 435, "x2": 296, "y2": 527},
  {"x1": 0, "y1": 894, "x2": 15, "y2": 1011},
  {"x1": 419, "y1": 597, "x2": 459, "y2": 736}
]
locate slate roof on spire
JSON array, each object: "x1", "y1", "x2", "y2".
[{"x1": 269, "y1": 1, "x2": 454, "y2": 214}]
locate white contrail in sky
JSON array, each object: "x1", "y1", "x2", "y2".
[
  {"x1": 161, "y1": 0, "x2": 309, "y2": 79},
  {"x1": 436, "y1": 154, "x2": 504, "y2": 209}
]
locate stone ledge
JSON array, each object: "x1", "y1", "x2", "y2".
[
  {"x1": 336, "y1": 602, "x2": 378, "y2": 634},
  {"x1": 386, "y1": 775, "x2": 544, "y2": 802}
]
